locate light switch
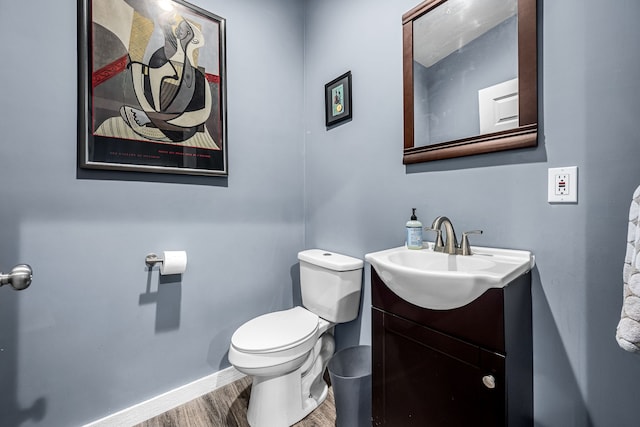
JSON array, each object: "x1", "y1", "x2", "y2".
[{"x1": 548, "y1": 166, "x2": 578, "y2": 203}]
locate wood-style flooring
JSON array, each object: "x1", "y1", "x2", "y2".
[{"x1": 135, "y1": 376, "x2": 336, "y2": 427}]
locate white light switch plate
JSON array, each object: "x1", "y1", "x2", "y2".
[{"x1": 548, "y1": 166, "x2": 578, "y2": 203}]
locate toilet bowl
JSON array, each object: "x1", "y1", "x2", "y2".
[
  {"x1": 229, "y1": 306, "x2": 324, "y2": 377},
  {"x1": 228, "y1": 249, "x2": 364, "y2": 427}
]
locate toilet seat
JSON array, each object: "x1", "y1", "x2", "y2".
[{"x1": 231, "y1": 306, "x2": 319, "y2": 354}]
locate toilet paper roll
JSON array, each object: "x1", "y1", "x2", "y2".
[{"x1": 160, "y1": 251, "x2": 187, "y2": 275}]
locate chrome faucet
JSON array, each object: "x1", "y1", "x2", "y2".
[
  {"x1": 427, "y1": 216, "x2": 483, "y2": 255},
  {"x1": 429, "y1": 216, "x2": 458, "y2": 254}
]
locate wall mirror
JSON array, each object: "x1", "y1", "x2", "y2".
[{"x1": 403, "y1": 0, "x2": 537, "y2": 163}]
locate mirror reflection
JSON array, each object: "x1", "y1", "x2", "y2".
[{"x1": 413, "y1": 0, "x2": 518, "y2": 147}]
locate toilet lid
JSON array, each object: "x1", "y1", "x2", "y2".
[{"x1": 232, "y1": 307, "x2": 319, "y2": 354}]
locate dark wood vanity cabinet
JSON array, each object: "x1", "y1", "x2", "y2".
[{"x1": 371, "y1": 268, "x2": 532, "y2": 427}]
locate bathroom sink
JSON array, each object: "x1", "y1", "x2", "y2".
[{"x1": 365, "y1": 244, "x2": 535, "y2": 310}]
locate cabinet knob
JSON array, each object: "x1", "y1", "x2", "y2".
[{"x1": 482, "y1": 375, "x2": 496, "y2": 389}]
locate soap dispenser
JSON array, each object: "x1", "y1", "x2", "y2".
[{"x1": 406, "y1": 208, "x2": 423, "y2": 249}]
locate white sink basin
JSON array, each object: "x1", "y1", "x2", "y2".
[{"x1": 365, "y1": 244, "x2": 535, "y2": 310}]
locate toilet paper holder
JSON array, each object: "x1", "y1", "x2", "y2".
[
  {"x1": 145, "y1": 251, "x2": 188, "y2": 275},
  {"x1": 145, "y1": 253, "x2": 164, "y2": 268}
]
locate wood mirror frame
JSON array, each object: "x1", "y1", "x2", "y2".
[{"x1": 403, "y1": 0, "x2": 537, "y2": 164}]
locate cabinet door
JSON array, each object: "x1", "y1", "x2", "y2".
[{"x1": 373, "y1": 309, "x2": 505, "y2": 427}]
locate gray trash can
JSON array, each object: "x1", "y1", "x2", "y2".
[{"x1": 328, "y1": 345, "x2": 372, "y2": 427}]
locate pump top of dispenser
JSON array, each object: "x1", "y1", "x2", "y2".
[{"x1": 407, "y1": 208, "x2": 421, "y2": 226}]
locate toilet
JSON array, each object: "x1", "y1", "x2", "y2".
[{"x1": 228, "y1": 249, "x2": 364, "y2": 427}]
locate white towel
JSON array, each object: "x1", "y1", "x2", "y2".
[{"x1": 616, "y1": 185, "x2": 640, "y2": 353}]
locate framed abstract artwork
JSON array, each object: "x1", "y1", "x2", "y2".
[
  {"x1": 325, "y1": 71, "x2": 352, "y2": 127},
  {"x1": 78, "y1": 0, "x2": 227, "y2": 176}
]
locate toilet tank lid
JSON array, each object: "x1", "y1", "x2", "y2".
[{"x1": 298, "y1": 249, "x2": 363, "y2": 271}]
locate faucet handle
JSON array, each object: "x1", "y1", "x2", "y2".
[
  {"x1": 461, "y1": 230, "x2": 483, "y2": 255},
  {"x1": 424, "y1": 227, "x2": 444, "y2": 248}
]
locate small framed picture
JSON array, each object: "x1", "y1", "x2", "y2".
[{"x1": 325, "y1": 71, "x2": 352, "y2": 127}]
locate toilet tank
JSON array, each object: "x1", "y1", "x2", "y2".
[{"x1": 298, "y1": 249, "x2": 364, "y2": 323}]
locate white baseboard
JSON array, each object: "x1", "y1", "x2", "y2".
[{"x1": 83, "y1": 367, "x2": 246, "y2": 427}]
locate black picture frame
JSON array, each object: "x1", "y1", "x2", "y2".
[
  {"x1": 78, "y1": 0, "x2": 228, "y2": 176},
  {"x1": 325, "y1": 71, "x2": 352, "y2": 127}
]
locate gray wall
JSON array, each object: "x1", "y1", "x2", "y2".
[
  {"x1": 304, "y1": 1, "x2": 640, "y2": 427},
  {"x1": 2, "y1": 0, "x2": 640, "y2": 426},
  {"x1": 0, "y1": 0, "x2": 305, "y2": 426}
]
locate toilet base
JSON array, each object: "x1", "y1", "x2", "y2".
[{"x1": 246, "y1": 334, "x2": 335, "y2": 427}]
